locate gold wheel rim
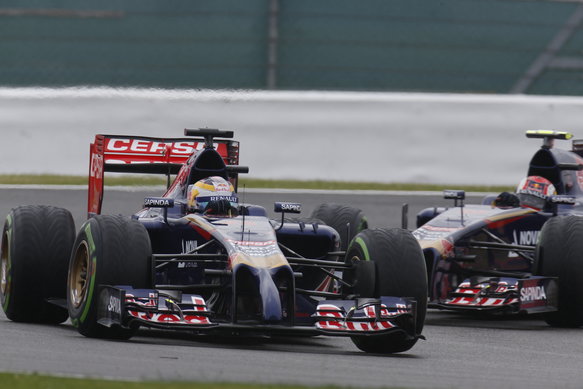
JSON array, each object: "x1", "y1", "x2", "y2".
[
  {"x1": 69, "y1": 241, "x2": 90, "y2": 309},
  {"x1": 1, "y1": 231, "x2": 8, "y2": 296}
]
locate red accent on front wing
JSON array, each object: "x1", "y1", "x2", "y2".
[
  {"x1": 445, "y1": 297, "x2": 519, "y2": 307},
  {"x1": 315, "y1": 304, "x2": 399, "y2": 332},
  {"x1": 129, "y1": 310, "x2": 212, "y2": 325}
]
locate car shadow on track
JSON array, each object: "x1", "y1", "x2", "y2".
[
  {"x1": 425, "y1": 310, "x2": 555, "y2": 331},
  {"x1": 0, "y1": 313, "x2": 423, "y2": 359},
  {"x1": 129, "y1": 328, "x2": 422, "y2": 359}
]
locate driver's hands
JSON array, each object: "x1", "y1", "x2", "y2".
[
  {"x1": 203, "y1": 199, "x2": 239, "y2": 217},
  {"x1": 493, "y1": 192, "x2": 520, "y2": 208}
]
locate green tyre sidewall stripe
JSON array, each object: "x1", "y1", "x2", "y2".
[
  {"x1": 353, "y1": 236, "x2": 370, "y2": 261},
  {"x1": 357, "y1": 216, "x2": 368, "y2": 233},
  {"x1": 79, "y1": 222, "x2": 98, "y2": 324},
  {"x1": 71, "y1": 221, "x2": 98, "y2": 328}
]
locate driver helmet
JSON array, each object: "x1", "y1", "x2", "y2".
[
  {"x1": 187, "y1": 176, "x2": 239, "y2": 217},
  {"x1": 516, "y1": 176, "x2": 556, "y2": 210}
]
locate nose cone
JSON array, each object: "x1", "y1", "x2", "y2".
[
  {"x1": 257, "y1": 268, "x2": 282, "y2": 323},
  {"x1": 233, "y1": 264, "x2": 294, "y2": 324}
]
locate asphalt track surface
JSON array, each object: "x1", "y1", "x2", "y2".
[{"x1": 2, "y1": 187, "x2": 583, "y2": 389}]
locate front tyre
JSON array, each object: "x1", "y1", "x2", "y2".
[
  {"x1": 345, "y1": 228, "x2": 427, "y2": 353},
  {"x1": 535, "y1": 216, "x2": 583, "y2": 327},
  {"x1": 67, "y1": 215, "x2": 151, "y2": 339},
  {"x1": 1, "y1": 206, "x2": 74, "y2": 324}
]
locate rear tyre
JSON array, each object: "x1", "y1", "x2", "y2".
[
  {"x1": 1, "y1": 206, "x2": 74, "y2": 324},
  {"x1": 534, "y1": 216, "x2": 583, "y2": 327},
  {"x1": 311, "y1": 203, "x2": 368, "y2": 251},
  {"x1": 67, "y1": 215, "x2": 151, "y2": 339},
  {"x1": 345, "y1": 228, "x2": 427, "y2": 353}
]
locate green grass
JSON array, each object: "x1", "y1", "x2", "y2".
[
  {"x1": 239, "y1": 178, "x2": 512, "y2": 193},
  {"x1": 0, "y1": 174, "x2": 512, "y2": 192},
  {"x1": 0, "y1": 373, "x2": 379, "y2": 389},
  {"x1": 0, "y1": 174, "x2": 166, "y2": 186}
]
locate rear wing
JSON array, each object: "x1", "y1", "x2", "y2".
[{"x1": 88, "y1": 130, "x2": 240, "y2": 216}]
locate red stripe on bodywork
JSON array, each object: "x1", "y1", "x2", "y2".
[
  {"x1": 486, "y1": 215, "x2": 526, "y2": 230},
  {"x1": 190, "y1": 223, "x2": 212, "y2": 240}
]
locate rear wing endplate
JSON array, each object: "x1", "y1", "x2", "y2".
[{"x1": 88, "y1": 132, "x2": 239, "y2": 216}]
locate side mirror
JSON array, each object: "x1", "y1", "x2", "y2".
[
  {"x1": 443, "y1": 190, "x2": 465, "y2": 225},
  {"x1": 549, "y1": 195, "x2": 576, "y2": 205},
  {"x1": 443, "y1": 190, "x2": 465, "y2": 201},
  {"x1": 273, "y1": 202, "x2": 302, "y2": 231},
  {"x1": 144, "y1": 197, "x2": 174, "y2": 224},
  {"x1": 548, "y1": 195, "x2": 576, "y2": 216},
  {"x1": 144, "y1": 197, "x2": 174, "y2": 208},
  {"x1": 274, "y1": 202, "x2": 302, "y2": 214}
]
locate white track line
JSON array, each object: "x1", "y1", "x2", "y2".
[{"x1": 2, "y1": 86, "x2": 583, "y2": 105}]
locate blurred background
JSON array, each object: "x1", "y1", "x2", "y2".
[
  {"x1": 4, "y1": 0, "x2": 583, "y2": 94},
  {"x1": 2, "y1": 0, "x2": 583, "y2": 185}
]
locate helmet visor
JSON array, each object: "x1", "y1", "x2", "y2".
[{"x1": 516, "y1": 193, "x2": 547, "y2": 210}]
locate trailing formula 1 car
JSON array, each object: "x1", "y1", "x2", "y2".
[
  {"x1": 1, "y1": 129, "x2": 427, "y2": 353},
  {"x1": 413, "y1": 130, "x2": 583, "y2": 327}
]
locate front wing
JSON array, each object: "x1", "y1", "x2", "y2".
[
  {"x1": 431, "y1": 276, "x2": 558, "y2": 314},
  {"x1": 97, "y1": 286, "x2": 419, "y2": 339}
]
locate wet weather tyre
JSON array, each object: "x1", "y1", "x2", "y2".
[
  {"x1": 67, "y1": 215, "x2": 151, "y2": 339},
  {"x1": 311, "y1": 203, "x2": 368, "y2": 251},
  {"x1": 345, "y1": 228, "x2": 427, "y2": 353},
  {"x1": 534, "y1": 216, "x2": 583, "y2": 327},
  {"x1": 1, "y1": 206, "x2": 75, "y2": 324}
]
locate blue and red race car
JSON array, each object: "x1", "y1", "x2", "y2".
[
  {"x1": 1, "y1": 129, "x2": 427, "y2": 353},
  {"x1": 414, "y1": 130, "x2": 583, "y2": 327}
]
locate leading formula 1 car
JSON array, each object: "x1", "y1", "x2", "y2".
[
  {"x1": 1, "y1": 129, "x2": 427, "y2": 353},
  {"x1": 413, "y1": 130, "x2": 583, "y2": 327}
]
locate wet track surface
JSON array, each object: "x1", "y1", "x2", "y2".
[{"x1": 1, "y1": 187, "x2": 583, "y2": 388}]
